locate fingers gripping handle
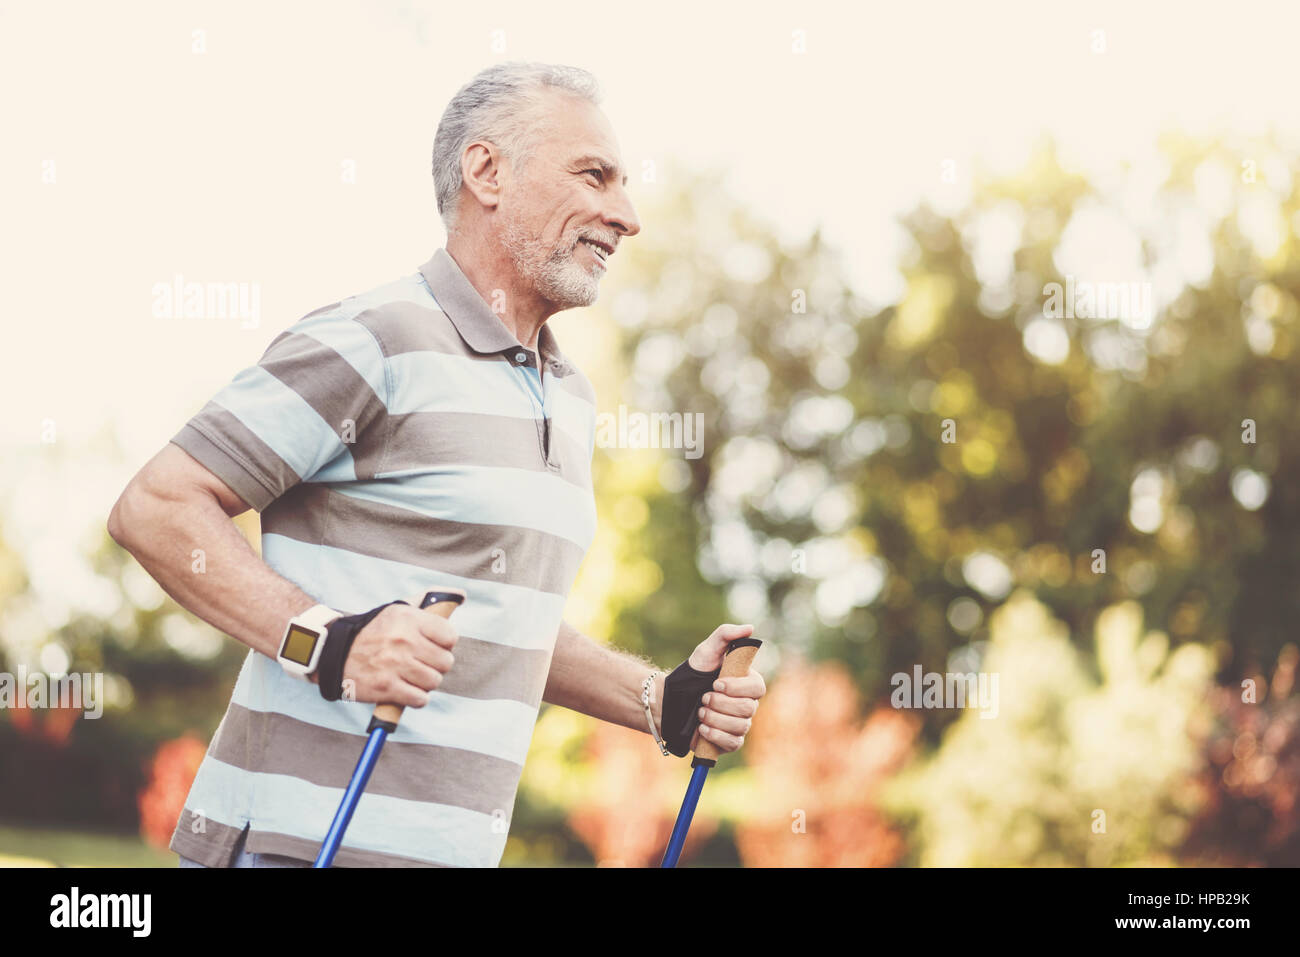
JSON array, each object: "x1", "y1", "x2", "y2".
[
  {"x1": 369, "y1": 588, "x2": 466, "y2": 731},
  {"x1": 692, "y1": 637, "x2": 762, "y2": 765}
]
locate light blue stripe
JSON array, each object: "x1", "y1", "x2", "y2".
[
  {"x1": 292, "y1": 311, "x2": 389, "y2": 402},
  {"x1": 388, "y1": 350, "x2": 541, "y2": 419},
  {"x1": 344, "y1": 467, "x2": 596, "y2": 549},
  {"x1": 212, "y1": 367, "x2": 354, "y2": 482},
  {"x1": 520, "y1": 366, "x2": 543, "y2": 406},
  {"x1": 307, "y1": 454, "x2": 368, "y2": 485},
  {"x1": 190, "y1": 755, "x2": 505, "y2": 866},
  {"x1": 175, "y1": 651, "x2": 262, "y2": 829},
  {"x1": 176, "y1": 751, "x2": 253, "y2": 832},
  {"x1": 231, "y1": 651, "x2": 541, "y2": 764},
  {"x1": 260, "y1": 535, "x2": 570, "y2": 652}
]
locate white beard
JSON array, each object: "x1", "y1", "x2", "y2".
[{"x1": 500, "y1": 217, "x2": 602, "y2": 309}]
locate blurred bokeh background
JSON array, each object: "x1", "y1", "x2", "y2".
[{"x1": 2, "y1": 1, "x2": 1298, "y2": 866}]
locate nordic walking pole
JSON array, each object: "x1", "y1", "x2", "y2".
[
  {"x1": 313, "y1": 587, "x2": 466, "y2": 868},
  {"x1": 660, "y1": 636, "x2": 762, "y2": 868}
]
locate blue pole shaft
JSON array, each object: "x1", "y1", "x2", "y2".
[
  {"x1": 314, "y1": 726, "x2": 390, "y2": 868},
  {"x1": 660, "y1": 763, "x2": 711, "y2": 868}
]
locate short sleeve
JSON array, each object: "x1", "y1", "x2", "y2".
[{"x1": 170, "y1": 309, "x2": 390, "y2": 511}]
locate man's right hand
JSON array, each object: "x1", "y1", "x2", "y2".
[{"x1": 328, "y1": 599, "x2": 459, "y2": 708}]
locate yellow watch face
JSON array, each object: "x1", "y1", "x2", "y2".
[{"x1": 282, "y1": 624, "x2": 319, "y2": 666}]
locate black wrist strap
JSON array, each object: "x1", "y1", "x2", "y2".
[
  {"x1": 316, "y1": 601, "x2": 408, "y2": 702},
  {"x1": 661, "y1": 659, "x2": 722, "y2": 757}
]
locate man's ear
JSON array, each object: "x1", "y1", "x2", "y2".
[{"x1": 460, "y1": 141, "x2": 504, "y2": 214}]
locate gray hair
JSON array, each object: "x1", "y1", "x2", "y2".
[{"x1": 432, "y1": 62, "x2": 603, "y2": 232}]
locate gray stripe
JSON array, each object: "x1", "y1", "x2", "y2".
[
  {"x1": 355, "y1": 300, "x2": 495, "y2": 359},
  {"x1": 384, "y1": 410, "x2": 591, "y2": 488},
  {"x1": 436, "y1": 635, "x2": 552, "y2": 705},
  {"x1": 210, "y1": 703, "x2": 524, "y2": 815},
  {"x1": 245, "y1": 830, "x2": 452, "y2": 868},
  {"x1": 171, "y1": 409, "x2": 300, "y2": 511},
  {"x1": 259, "y1": 330, "x2": 389, "y2": 478},
  {"x1": 170, "y1": 812, "x2": 245, "y2": 867},
  {"x1": 261, "y1": 483, "x2": 586, "y2": 597}
]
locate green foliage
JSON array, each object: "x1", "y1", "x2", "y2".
[
  {"x1": 607, "y1": 143, "x2": 1299, "y2": 734},
  {"x1": 881, "y1": 590, "x2": 1214, "y2": 866}
]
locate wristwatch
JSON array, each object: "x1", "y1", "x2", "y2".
[{"x1": 277, "y1": 604, "x2": 342, "y2": 680}]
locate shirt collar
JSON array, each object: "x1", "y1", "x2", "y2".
[{"x1": 418, "y1": 247, "x2": 575, "y2": 377}]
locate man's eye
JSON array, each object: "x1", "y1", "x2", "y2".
[{"x1": 583, "y1": 169, "x2": 603, "y2": 183}]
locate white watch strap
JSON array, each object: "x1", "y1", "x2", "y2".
[{"x1": 294, "y1": 603, "x2": 342, "y2": 633}]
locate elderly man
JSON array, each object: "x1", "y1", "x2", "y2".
[{"x1": 108, "y1": 61, "x2": 766, "y2": 868}]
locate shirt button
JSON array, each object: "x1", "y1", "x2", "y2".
[{"x1": 515, "y1": 352, "x2": 527, "y2": 363}]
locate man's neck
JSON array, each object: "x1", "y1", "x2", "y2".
[{"x1": 445, "y1": 236, "x2": 552, "y2": 352}]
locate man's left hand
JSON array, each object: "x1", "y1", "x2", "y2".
[{"x1": 686, "y1": 623, "x2": 766, "y2": 755}]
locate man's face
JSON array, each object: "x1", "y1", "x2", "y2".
[{"x1": 497, "y1": 94, "x2": 641, "y2": 309}]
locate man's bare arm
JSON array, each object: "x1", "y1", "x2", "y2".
[
  {"x1": 544, "y1": 619, "x2": 766, "y2": 755},
  {"x1": 542, "y1": 619, "x2": 666, "y2": 735},
  {"x1": 107, "y1": 443, "x2": 459, "y2": 708},
  {"x1": 108, "y1": 443, "x2": 314, "y2": 659}
]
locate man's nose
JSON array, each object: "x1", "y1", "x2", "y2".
[{"x1": 604, "y1": 185, "x2": 641, "y2": 238}]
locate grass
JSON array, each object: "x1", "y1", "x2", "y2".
[{"x1": 0, "y1": 824, "x2": 177, "y2": 868}]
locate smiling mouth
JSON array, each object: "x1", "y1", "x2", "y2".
[{"x1": 578, "y1": 238, "x2": 612, "y2": 264}]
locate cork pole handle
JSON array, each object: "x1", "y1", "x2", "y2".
[
  {"x1": 692, "y1": 637, "x2": 762, "y2": 764},
  {"x1": 371, "y1": 588, "x2": 466, "y2": 729}
]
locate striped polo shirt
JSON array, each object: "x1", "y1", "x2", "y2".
[{"x1": 167, "y1": 248, "x2": 598, "y2": 867}]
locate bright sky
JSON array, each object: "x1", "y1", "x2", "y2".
[{"x1": 3, "y1": 0, "x2": 1298, "y2": 466}]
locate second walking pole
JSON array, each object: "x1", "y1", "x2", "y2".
[{"x1": 660, "y1": 636, "x2": 762, "y2": 868}]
